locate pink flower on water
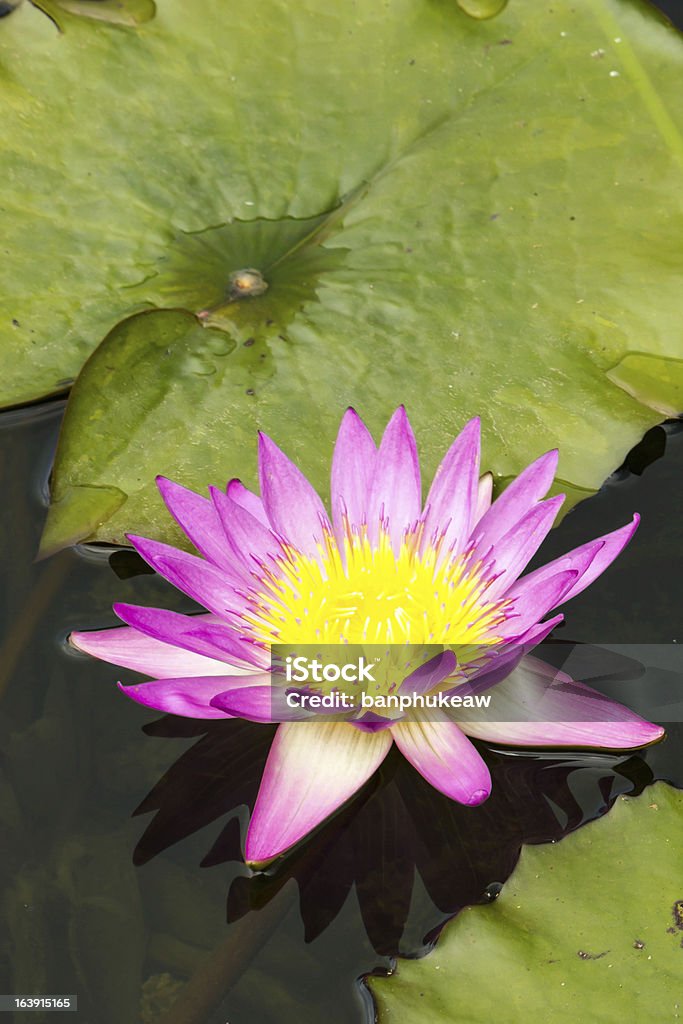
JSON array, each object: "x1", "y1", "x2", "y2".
[{"x1": 70, "y1": 409, "x2": 663, "y2": 865}]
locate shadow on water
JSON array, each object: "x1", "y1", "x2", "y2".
[{"x1": 0, "y1": 403, "x2": 681, "y2": 1023}]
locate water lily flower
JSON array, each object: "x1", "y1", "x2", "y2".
[{"x1": 70, "y1": 409, "x2": 663, "y2": 865}]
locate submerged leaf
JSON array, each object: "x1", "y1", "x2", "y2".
[{"x1": 56, "y1": 831, "x2": 146, "y2": 1024}]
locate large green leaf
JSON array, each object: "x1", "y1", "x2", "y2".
[
  {"x1": 370, "y1": 782, "x2": 683, "y2": 1023},
  {"x1": 2, "y1": 1, "x2": 682, "y2": 551}
]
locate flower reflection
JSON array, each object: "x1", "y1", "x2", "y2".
[{"x1": 132, "y1": 644, "x2": 655, "y2": 956}]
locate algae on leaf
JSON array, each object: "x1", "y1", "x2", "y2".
[{"x1": 370, "y1": 783, "x2": 683, "y2": 1024}]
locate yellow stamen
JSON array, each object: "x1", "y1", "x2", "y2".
[{"x1": 242, "y1": 526, "x2": 508, "y2": 651}]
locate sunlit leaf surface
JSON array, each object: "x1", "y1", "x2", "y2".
[{"x1": 1, "y1": 0, "x2": 681, "y2": 550}]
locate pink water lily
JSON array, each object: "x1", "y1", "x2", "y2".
[{"x1": 70, "y1": 408, "x2": 663, "y2": 865}]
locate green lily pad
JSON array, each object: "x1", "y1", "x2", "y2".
[
  {"x1": 2, "y1": 0, "x2": 682, "y2": 551},
  {"x1": 607, "y1": 353, "x2": 683, "y2": 417},
  {"x1": 370, "y1": 783, "x2": 683, "y2": 1024},
  {"x1": 32, "y1": 0, "x2": 156, "y2": 28}
]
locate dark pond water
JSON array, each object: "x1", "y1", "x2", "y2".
[
  {"x1": 654, "y1": 0, "x2": 683, "y2": 28},
  {"x1": 0, "y1": 401, "x2": 681, "y2": 1024}
]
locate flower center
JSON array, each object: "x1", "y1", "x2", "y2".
[{"x1": 243, "y1": 526, "x2": 508, "y2": 652}]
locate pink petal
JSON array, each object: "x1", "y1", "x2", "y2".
[
  {"x1": 226, "y1": 479, "x2": 269, "y2": 526},
  {"x1": 511, "y1": 514, "x2": 640, "y2": 607},
  {"x1": 391, "y1": 719, "x2": 491, "y2": 805},
  {"x1": 420, "y1": 417, "x2": 480, "y2": 559},
  {"x1": 117, "y1": 673, "x2": 267, "y2": 719},
  {"x1": 474, "y1": 472, "x2": 493, "y2": 524},
  {"x1": 458, "y1": 616, "x2": 563, "y2": 695},
  {"x1": 127, "y1": 535, "x2": 249, "y2": 621},
  {"x1": 112, "y1": 604, "x2": 265, "y2": 669},
  {"x1": 245, "y1": 722, "x2": 392, "y2": 865},
  {"x1": 458, "y1": 614, "x2": 566, "y2": 698},
  {"x1": 210, "y1": 683, "x2": 327, "y2": 722},
  {"x1": 330, "y1": 407, "x2": 377, "y2": 538},
  {"x1": 399, "y1": 649, "x2": 458, "y2": 697},
  {"x1": 258, "y1": 434, "x2": 330, "y2": 556},
  {"x1": 458, "y1": 656, "x2": 664, "y2": 749},
  {"x1": 496, "y1": 569, "x2": 578, "y2": 640},
  {"x1": 473, "y1": 450, "x2": 559, "y2": 552},
  {"x1": 366, "y1": 407, "x2": 421, "y2": 549},
  {"x1": 504, "y1": 546, "x2": 597, "y2": 616},
  {"x1": 481, "y1": 495, "x2": 565, "y2": 599},
  {"x1": 156, "y1": 477, "x2": 234, "y2": 573},
  {"x1": 69, "y1": 620, "x2": 237, "y2": 677},
  {"x1": 515, "y1": 612, "x2": 564, "y2": 646},
  {"x1": 210, "y1": 487, "x2": 282, "y2": 569}
]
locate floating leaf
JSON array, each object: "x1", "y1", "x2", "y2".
[
  {"x1": 607, "y1": 353, "x2": 683, "y2": 417},
  {"x1": 456, "y1": 0, "x2": 509, "y2": 20},
  {"x1": 1, "y1": 1, "x2": 682, "y2": 549},
  {"x1": 130, "y1": 201, "x2": 355, "y2": 334},
  {"x1": 32, "y1": 0, "x2": 155, "y2": 28},
  {"x1": 370, "y1": 783, "x2": 683, "y2": 1023}
]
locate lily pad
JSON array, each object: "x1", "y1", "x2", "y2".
[
  {"x1": 370, "y1": 783, "x2": 683, "y2": 1023},
  {"x1": 32, "y1": 0, "x2": 156, "y2": 28},
  {"x1": 2, "y1": 1, "x2": 682, "y2": 550}
]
